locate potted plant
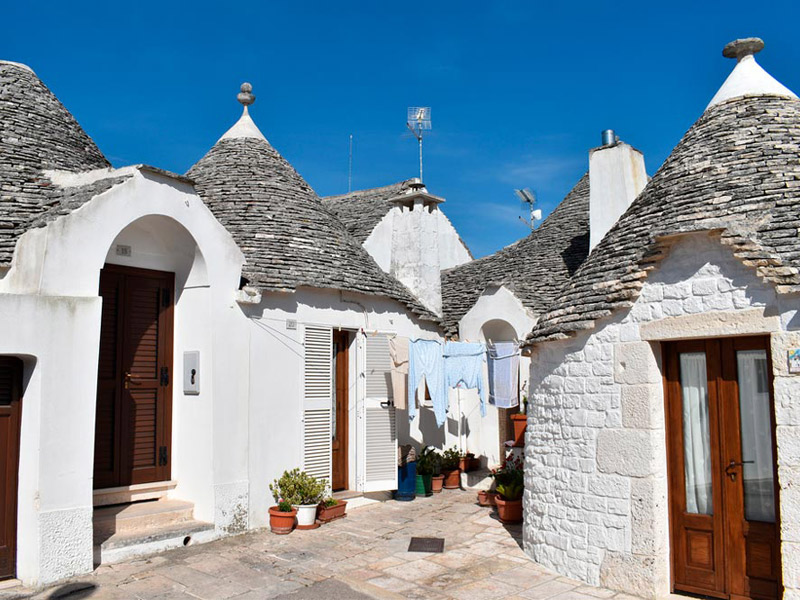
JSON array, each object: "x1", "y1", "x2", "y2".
[
  {"x1": 510, "y1": 413, "x2": 527, "y2": 447},
  {"x1": 476, "y1": 488, "x2": 498, "y2": 507},
  {"x1": 511, "y1": 383, "x2": 529, "y2": 447},
  {"x1": 491, "y1": 455, "x2": 524, "y2": 523},
  {"x1": 458, "y1": 452, "x2": 475, "y2": 473},
  {"x1": 270, "y1": 468, "x2": 327, "y2": 530},
  {"x1": 268, "y1": 499, "x2": 297, "y2": 535},
  {"x1": 430, "y1": 448, "x2": 444, "y2": 493},
  {"x1": 317, "y1": 497, "x2": 347, "y2": 523},
  {"x1": 441, "y1": 446, "x2": 461, "y2": 489},
  {"x1": 415, "y1": 446, "x2": 438, "y2": 496}
]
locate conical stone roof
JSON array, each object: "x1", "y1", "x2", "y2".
[
  {"x1": 527, "y1": 92, "x2": 800, "y2": 344},
  {"x1": 187, "y1": 91, "x2": 438, "y2": 322},
  {"x1": 441, "y1": 174, "x2": 590, "y2": 337},
  {"x1": 0, "y1": 61, "x2": 113, "y2": 265}
]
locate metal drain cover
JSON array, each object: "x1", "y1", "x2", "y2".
[{"x1": 408, "y1": 537, "x2": 445, "y2": 553}]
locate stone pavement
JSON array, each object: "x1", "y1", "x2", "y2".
[{"x1": 4, "y1": 491, "x2": 639, "y2": 600}]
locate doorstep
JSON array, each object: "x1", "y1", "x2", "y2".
[
  {"x1": 93, "y1": 480, "x2": 177, "y2": 507},
  {"x1": 331, "y1": 490, "x2": 392, "y2": 510},
  {"x1": 93, "y1": 498, "x2": 215, "y2": 566},
  {"x1": 0, "y1": 579, "x2": 21, "y2": 591}
]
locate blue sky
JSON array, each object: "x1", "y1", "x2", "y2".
[{"x1": 5, "y1": 1, "x2": 799, "y2": 257}]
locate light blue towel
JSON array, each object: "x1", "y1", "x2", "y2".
[
  {"x1": 488, "y1": 342, "x2": 520, "y2": 408},
  {"x1": 444, "y1": 342, "x2": 487, "y2": 418},
  {"x1": 408, "y1": 339, "x2": 447, "y2": 426}
]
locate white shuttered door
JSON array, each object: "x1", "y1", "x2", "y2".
[
  {"x1": 303, "y1": 326, "x2": 333, "y2": 483},
  {"x1": 362, "y1": 333, "x2": 398, "y2": 492}
]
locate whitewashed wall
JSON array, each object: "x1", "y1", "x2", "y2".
[
  {"x1": 441, "y1": 285, "x2": 536, "y2": 467},
  {"x1": 243, "y1": 287, "x2": 440, "y2": 528},
  {"x1": 363, "y1": 203, "x2": 471, "y2": 316},
  {"x1": 524, "y1": 232, "x2": 800, "y2": 597},
  {"x1": 0, "y1": 169, "x2": 247, "y2": 584}
]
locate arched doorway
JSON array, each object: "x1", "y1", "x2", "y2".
[
  {"x1": 94, "y1": 216, "x2": 207, "y2": 493},
  {"x1": 480, "y1": 319, "x2": 522, "y2": 460},
  {"x1": 92, "y1": 215, "x2": 215, "y2": 563}
]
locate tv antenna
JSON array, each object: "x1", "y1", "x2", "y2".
[
  {"x1": 406, "y1": 107, "x2": 431, "y2": 182},
  {"x1": 514, "y1": 188, "x2": 542, "y2": 230}
]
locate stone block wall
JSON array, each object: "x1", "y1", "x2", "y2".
[{"x1": 524, "y1": 233, "x2": 800, "y2": 597}]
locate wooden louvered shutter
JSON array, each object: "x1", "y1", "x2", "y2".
[
  {"x1": 362, "y1": 333, "x2": 398, "y2": 492},
  {"x1": 303, "y1": 326, "x2": 333, "y2": 483},
  {"x1": 0, "y1": 357, "x2": 22, "y2": 580}
]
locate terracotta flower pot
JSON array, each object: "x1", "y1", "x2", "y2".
[
  {"x1": 431, "y1": 475, "x2": 444, "y2": 493},
  {"x1": 269, "y1": 506, "x2": 297, "y2": 534},
  {"x1": 317, "y1": 500, "x2": 347, "y2": 524},
  {"x1": 443, "y1": 469, "x2": 461, "y2": 489},
  {"x1": 477, "y1": 490, "x2": 498, "y2": 507},
  {"x1": 458, "y1": 456, "x2": 471, "y2": 472},
  {"x1": 510, "y1": 414, "x2": 527, "y2": 447},
  {"x1": 495, "y1": 497, "x2": 523, "y2": 524}
]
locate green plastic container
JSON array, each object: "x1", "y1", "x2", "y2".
[{"x1": 415, "y1": 473, "x2": 433, "y2": 497}]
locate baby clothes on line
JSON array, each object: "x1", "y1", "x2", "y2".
[
  {"x1": 389, "y1": 336, "x2": 409, "y2": 410},
  {"x1": 488, "y1": 342, "x2": 520, "y2": 408},
  {"x1": 444, "y1": 341, "x2": 488, "y2": 418},
  {"x1": 408, "y1": 339, "x2": 447, "y2": 426}
]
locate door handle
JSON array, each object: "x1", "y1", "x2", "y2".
[
  {"x1": 380, "y1": 400, "x2": 394, "y2": 409},
  {"x1": 725, "y1": 459, "x2": 754, "y2": 481},
  {"x1": 124, "y1": 372, "x2": 143, "y2": 389}
]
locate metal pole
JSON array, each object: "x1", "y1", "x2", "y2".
[
  {"x1": 419, "y1": 135, "x2": 423, "y2": 182},
  {"x1": 348, "y1": 134, "x2": 353, "y2": 193}
]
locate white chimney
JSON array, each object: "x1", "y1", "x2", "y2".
[{"x1": 589, "y1": 131, "x2": 647, "y2": 251}]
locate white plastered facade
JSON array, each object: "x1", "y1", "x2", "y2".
[
  {"x1": 0, "y1": 168, "x2": 249, "y2": 584},
  {"x1": 523, "y1": 232, "x2": 800, "y2": 598},
  {"x1": 363, "y1": 200, "x2": 471, "y2": 316},
  {"x1": 0, "y1": 166, "x2": 448, "y2": 585}
]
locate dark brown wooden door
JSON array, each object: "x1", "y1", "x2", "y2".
[
  {"x1": 331, "y1": 331, "x2": 349, "y2": 491},
  {"x1": 664, "y1": 337, "x2": 782, "y2": 600},
  {"x1": 95, "y1": 265, "x2": 174, "y2": 489},
  {"x1": 0, "y1": 358, "x2": 22, "y2": 580}
]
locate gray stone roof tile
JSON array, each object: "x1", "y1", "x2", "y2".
[
  {"x1": 527, "y1": 95, "x2": 800, "y2": 344},
  {"x1": 0, "y1": 61, "x2": 111, "y2": 265},
  {"x1": 324, "y1": 181, "x2": 411, "y2": 244},
  {"x1": 187, "y1": 135, "x2": 439, "y2": 322}
]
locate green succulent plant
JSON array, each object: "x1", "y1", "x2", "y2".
[{"x1": 496, "y1": 480, "x2": 524, "y2": 501}]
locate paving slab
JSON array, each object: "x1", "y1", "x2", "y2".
[{"x1": 8, "y1": 490, "x2": 637, "y2": 600}]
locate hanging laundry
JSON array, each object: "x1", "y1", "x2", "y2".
[
  {"x1": 444, "y1": 341, "x2": 488, "y2": 418},
  {"x1": 408, "y1": 339, "x2": 447, "y2": 426},
  {"x1": 389, "y1": 336, "x2": 409, "y2": 410},
  {"x1": 488, "y1": 342, "x2": 520, "y2": 408}
]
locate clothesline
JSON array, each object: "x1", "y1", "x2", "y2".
[{"x1": 388, "y1": 336, "x2": 522, "y2": 429}]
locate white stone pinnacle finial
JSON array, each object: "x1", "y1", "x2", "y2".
[
  {"x1": 722, "y1": 37, "x2": 765, "y2": 62},
  {"x1": 237, "y1": 82, "x2": 255, "y2": 107},
  {"x1": 706, "y1": 37, "x2": 798, "y2": 109}
]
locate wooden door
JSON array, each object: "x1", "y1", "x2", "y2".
[
  {"x1": 664, "y1": 337, "x2": 782, "y2": 600},
  {"x1": 95, "y1": 265, "x2": 174, "y2": 489},
  {"x1": 0, "y1": 358, "x2": 22, "y2": 580},
  {"x1": 331, "y1": 331, "x2": 349, "y2": 491}
]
